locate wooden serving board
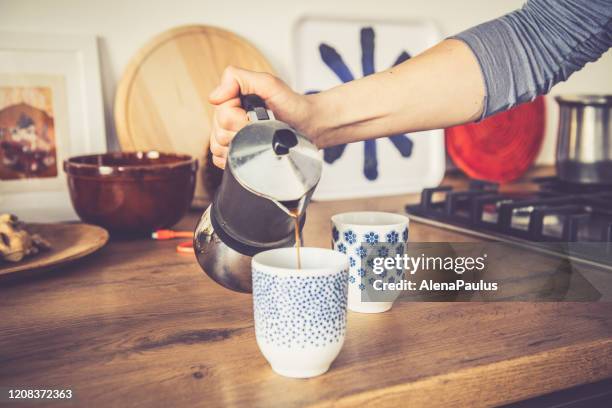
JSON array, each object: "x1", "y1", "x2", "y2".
[
  {"x1": 0, "y1": 223, "x2": 109, "y2": 277},
  {"x1": 114, "y1": 25, "x2": 275, "y2": 207}
]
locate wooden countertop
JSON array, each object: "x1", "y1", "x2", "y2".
[{"x1": 1, "y1": 170, "x2": 611, "y2": 407}]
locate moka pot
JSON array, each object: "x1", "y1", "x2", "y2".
[{"x1": 194, "y1": 94, "x2": 322, "y2": 293}]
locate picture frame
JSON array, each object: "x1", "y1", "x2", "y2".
[{"x1": 0, "y1": 31, "x2": 106, "y2": 221}]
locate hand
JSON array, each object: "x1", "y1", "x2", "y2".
[{"x1": 208, "y1": 66, "x2": 314, "y2": 169}]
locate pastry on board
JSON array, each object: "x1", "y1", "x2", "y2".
[{"x1": 0, "y1": 214, "x2": 51, "y2": 263}]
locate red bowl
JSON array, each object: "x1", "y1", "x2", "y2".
[{"x1": 64, "y1": 151, "x2": 197, "y2": 234}]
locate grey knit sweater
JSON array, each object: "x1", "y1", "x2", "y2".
[{"x1": 452, "y1": 0, "x2": 612, "y2": 119}]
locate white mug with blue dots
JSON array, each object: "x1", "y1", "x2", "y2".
[
  {"x1": 331, "y1": 212, "x2": 409, "y2": 313},
  {"x1": 252, "y1": 247, "x2": 349, "y2": 378}
]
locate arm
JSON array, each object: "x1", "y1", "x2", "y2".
[
  {"x1": 208, "y1": 39, "x2": 483, "y2": 167},
  {"x1": 452, "y1": 0, "x2": 612, "y2": 118},
  {"x1": 304, "y1": 39, "x2": 484, "y2": 147},
  {"x1": 209, "y1": 0, "x2": 612, "y2": 168}
]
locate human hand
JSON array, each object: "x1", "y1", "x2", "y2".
[{"x1": 208, "y1": 66, "x2": 314, "y2": 168}]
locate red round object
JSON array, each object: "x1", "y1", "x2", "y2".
[{"x1": 445, "y1": 97, "x2": 546, "y2": 183}]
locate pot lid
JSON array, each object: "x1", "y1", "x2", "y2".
[
  {"x1": 555, "y1": 95, "x2": 612, "y2": 106},
  {"x1": 228, "y1": 120, "x2": 322, "y2": 201}
]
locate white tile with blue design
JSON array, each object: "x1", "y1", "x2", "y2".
[{"x1": 294, "y1": 18, "x2": 446, "y2": 200}]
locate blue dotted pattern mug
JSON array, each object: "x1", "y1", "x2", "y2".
[
  {"x1": 253, "y1": 270, "x2": 348, "y2": 348},
  {"x1": 252, "y1": 247, "x2": 349, "y2": 378}
]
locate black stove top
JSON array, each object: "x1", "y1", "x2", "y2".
[{"x1": 405, "y1": 177, "x2": 612, "y2": 269}]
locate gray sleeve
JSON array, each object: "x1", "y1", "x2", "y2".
[{"x1": 452, "y1": 0, "x2": 612, "y2": 119}]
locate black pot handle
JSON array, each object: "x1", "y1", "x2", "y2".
[{"x1": 240, "y1": 94, "x2": 269, "y2": 120}]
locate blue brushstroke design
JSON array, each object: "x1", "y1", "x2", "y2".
[
  {"x1": 388, "y1": 134, "x2": 414, "y2": 157},
  {"x1": 361, "y1": 28, "x2": 375, "y2": 75},
  {"x1": 393, "y1": 50, "x2": 411, "y2": 65},
  {"x1": 360, "y1": 27, "x2": 378, "y2": 180},
  {"x1": 318, "y1": 43, "x2": 355, "y2": 163},
  {"x1": 311, "y1": 27, "x2": 416, "y2": 178},
  {"x1": 319, "y1": 43, "x2": 355, "y2": 83},
  {"x1": 323, "y1": 143, "x2": 347, "y2": 164}
]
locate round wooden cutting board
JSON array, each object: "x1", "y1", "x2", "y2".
[{"x1": 114, "y1": 25, "x2": 275, "y2": 207}]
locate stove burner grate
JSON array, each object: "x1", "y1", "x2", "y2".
[{"x1": 406, "y1": 177, "x2": 612, "y2": 268}]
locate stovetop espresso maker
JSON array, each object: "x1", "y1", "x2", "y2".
[{"x1": 194, "y1": 94, "x2": 322, "y2": 293}]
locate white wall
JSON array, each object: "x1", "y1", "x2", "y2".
[{"x1": 1, "y1": 0, "x2": 611, "y2": 164}]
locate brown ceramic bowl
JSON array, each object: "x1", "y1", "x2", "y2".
[{"x1": 64, "y1": 151, "x2": 197, "y2": 234}]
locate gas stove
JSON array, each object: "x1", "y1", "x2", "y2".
[{"x1": 405, "y1": 177, "x2": 612, "y2": 270}]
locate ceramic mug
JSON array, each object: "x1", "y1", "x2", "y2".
[
  {"x1": 331, "y1": 212, "x2": 409, "y2": 313},
  {"x1": 252, "y1": 247, "x2": 349, "y2": 378}
]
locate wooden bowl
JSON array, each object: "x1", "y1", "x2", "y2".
[{"x1": 64, "y1": 152, "x2": 197, "y2": 235}]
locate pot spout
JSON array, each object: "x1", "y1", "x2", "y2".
[{"x1": 275, "y1": 196, "x2": 308, "y2": 217}]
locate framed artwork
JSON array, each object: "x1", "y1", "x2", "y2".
[
  {"x1": 293, "y1": 17, "x2": 445, "y2": 200},
  {"x1": 0, "y1": 32, "x2": 106, "y2": 221}
]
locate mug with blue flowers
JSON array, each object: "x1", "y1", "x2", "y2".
[
  {"x1": 331, "y1": 212, "x2": 409, "y2": 313},
  {"x1": 252, "y1": 247, "x2": 349, "y2": 378}
]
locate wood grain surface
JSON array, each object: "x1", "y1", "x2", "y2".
[
  {"x1": 0, "y1": 223, "x2": 108, "y2": 277},
  {"x1": 0, "y1": 170, "x2": 611, "y2": 407},
  {"x1": 114, "y1": 25, "x2": 275, "y2": 207}
]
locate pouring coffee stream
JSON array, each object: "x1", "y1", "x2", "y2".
[
  {"x1": 290, "y1": 209, "x2": 302, "y2": 270},
  {"x1": 194, "y1": 94, "x2": 321, "y2": 292}
]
